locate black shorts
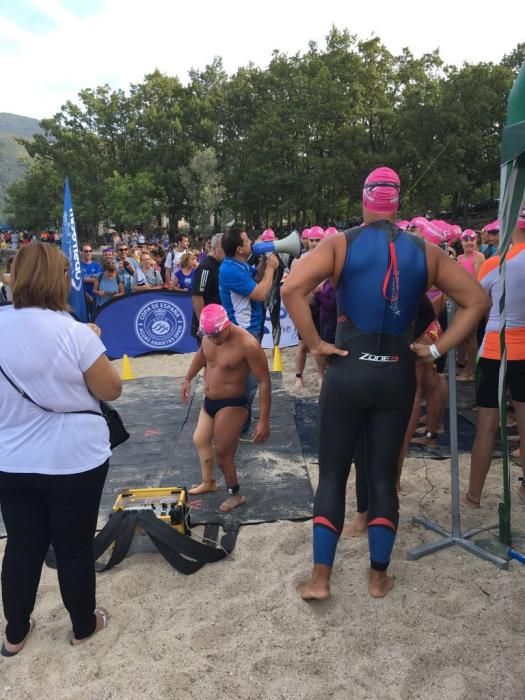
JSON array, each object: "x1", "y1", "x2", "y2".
[{"x1": 475, "y1": 357, "x2": 525, "y2": 408}]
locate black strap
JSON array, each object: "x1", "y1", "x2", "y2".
[
  {"x1": 76, "y1": 509, "x2": 239, "y2": 575},
  {"x1": 44, "y1": 510, "x2": 138, "y2": 572},
  {"x1": 0, "y1": 364, "x2": 101, "y2": 418},
  {"x1": 94, "y1": 510, "x2": 138, "y2": 572}
]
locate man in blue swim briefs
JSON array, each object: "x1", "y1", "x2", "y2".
[{"x1": 180, "y1": 304, "x2": 272, "y2": 512}]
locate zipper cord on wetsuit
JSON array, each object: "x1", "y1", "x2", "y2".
[
  {"x1": 376, "y1": 225, "x2": 400, "y2": 355},
  {"x1": 382, "y1": 240, "x2": 399, "y2": 303}
]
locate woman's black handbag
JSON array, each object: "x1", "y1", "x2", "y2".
[
  {"x1": 99, "y1": 400, "x2": 130, "y2": 448},
  {"x1": 0, "y1": 365, "x2": 129, "y2": 449}
]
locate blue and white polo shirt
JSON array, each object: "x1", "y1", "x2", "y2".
[{"x1": 219, "y1": 258, "x2": 263, "y2": 338}]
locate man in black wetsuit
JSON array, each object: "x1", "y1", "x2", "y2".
[{"x1": 282, "y1": 167, "x2": 490, "y2": 599}]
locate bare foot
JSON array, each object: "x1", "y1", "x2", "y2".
[
  {"x1": 517, "y1": 484, "x2": 525, "y2": 505},
  {"x1": 71, "y1": 607, "x2": 110, "y2": 646},
  {"x1": 461, "y1": 492, "x2": 480, "y2": 509},
  {"x1": 457, "y1": 373, "x2": 474, "y2": 382},
  {"x1": 341, "y1": 512, "x2": 367, "y2": 538},
  {"x1": 219, "y1": 494, "x2": 246, "y2": 512},
  {"x1": 294, "y1": 378, "x2": 304, "y2": 391},
  {"x1": 368, "y1": 569, "x2": 395, "y2": 598},
  {"x1": 188, "y1": 480, "x2": 218, "y2": 495},
  {"x1": 296, "y1": 565, "x2": 332, "y2": 601},
  {"x1": 511, "y1": 447, "x2": 521, "y2": 460}
]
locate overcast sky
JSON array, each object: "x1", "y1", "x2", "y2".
[{"x1": 0, "y1": 0, "x2": 523, "y2": 121}]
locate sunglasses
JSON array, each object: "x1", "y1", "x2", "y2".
[
  {"x1": 119, "y1": 247, "x2": 128, "y2": 251},
  {"x1": 83, "y1": 248, "x2": 92, "y2": 253},
  {"x1": 364, "y1": 181, "x2": 400, "y2": 191},
  {"x1": 461, "y1": 234, "x2": 477, "y2": 241},
  {"x1": 197, "y1": 329, "x2": 222, "y2": 338}
]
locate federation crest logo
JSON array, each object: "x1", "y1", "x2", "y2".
[{"x1": 135, "y1": 300, "x2": 186, "y2": 349}]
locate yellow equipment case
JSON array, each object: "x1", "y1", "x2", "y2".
[
  {"x1": 113, "y1": 487, "x2": 189, "y2": 535},
  {"x1": 45, "y1": 486, "x2": 238, "y2": 575}
]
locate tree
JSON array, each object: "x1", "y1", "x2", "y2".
[
  {"x1": 179, "y1": 148, "x2": 225, "y2": 233},
  {"x1": 5, "y1": 157, "x2": 62, "y2": 229},
  {"x1": 104, "y1": 171, "x2": 163, "y2": 229}
]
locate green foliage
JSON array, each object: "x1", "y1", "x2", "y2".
[
  {"x1": 4, "y1": 157, "x2": 62, "y2": 228},
  {"x1": 104, "y1": 171, "x2": 162, "y2": 228},
  {"x1": 179, "y1": 148, "x2": 225, "y2": 233},
  {"x1": 5, "y1": 37, "x2": 524, "y2": 231}
]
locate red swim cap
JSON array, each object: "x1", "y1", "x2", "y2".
[{"x1": 362, "y1": 167, "x2": 400, "y2": 214}]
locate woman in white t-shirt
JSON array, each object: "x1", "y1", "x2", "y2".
[{"x1": 0, "y1": 243, "x2": 122, "y2": 656}]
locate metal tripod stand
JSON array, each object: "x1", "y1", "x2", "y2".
[{"x1": 406, "y1": 302, "x2": 508, "y2": 569}]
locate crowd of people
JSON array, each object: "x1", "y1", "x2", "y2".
[
  {"x1": 78, "y1": 234, "x2": 201, "y2": 318},
  {"x1": 0, "y1": 229, "x2": 61, "y2": 249},
  {"x1": 0, "y1": 168, "x2": 524, "y2": 657}
]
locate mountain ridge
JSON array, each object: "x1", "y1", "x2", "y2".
[{"x1": 0, "y1": 113, "x2": 43, "y2": 218}]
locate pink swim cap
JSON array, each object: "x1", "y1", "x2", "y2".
[
  {"x1": 261, "y1": 229, "x2": 276, "y2": 241},
  {"x1": 461, "y1": 228, "x2": 477, "y2": 240},
  {"x1": 431, "y1": 220, "x2": 455, "y2": 243},
  {"x1": 301, "y1": 228, "x2": 311, "y2": 239},
  {"x1": 396, "y1": 220, "x2": 410, "y2": 230},
  {"x1": 517, "y1": 206, "x2": 525, "y2": 229},
  {"x1": 308, "y1": 225, "x2": 325, "y2": 240},
  {"x1": 410, "y1": 216, "x2": 428, "y2": 229},
  {"x1": 483, "y1": 219, "x2": 500, "y2": 233},
  {"x1": 421, "y1": 221, "x2": 447, "y2": 245},
  {"x1": 199, "y1": 304, "x2": 231, "y2": 337},
  {"x1": 362, "y1": 167, "x2": 400, "y2": 214},
  {"x1": 324, "y1": 226, "x2": 338, "y2": 237}
]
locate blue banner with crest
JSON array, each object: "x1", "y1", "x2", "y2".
[{"x1": 93, "y1": 290, "x2": 198, "y2": 358}]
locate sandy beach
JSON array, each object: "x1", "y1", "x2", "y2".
[{"x1": 1, "y1": 348, "x2": 524, "y2": 700}]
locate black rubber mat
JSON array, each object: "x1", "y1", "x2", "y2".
[{"x1": 104, "y1": 374, "x2": 313, "y2": 527}]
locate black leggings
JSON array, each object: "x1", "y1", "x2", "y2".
[
  {"x1": 314, "y1": 340, "x2": 415, "y2": 569},
  {"x1": 354, "y1": 435, "x2": 368, "y2": 514},
  {"x1": 0, "y1": 462, "x2": 108, "y2": 643}
]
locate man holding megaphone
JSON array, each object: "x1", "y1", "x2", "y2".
[{"x1": 219, "y1": 227, "x2": 280, "y2": 437}]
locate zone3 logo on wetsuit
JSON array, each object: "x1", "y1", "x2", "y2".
[{"x1": 358, "y1": 352, "x2": 399, "y2": 362}]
